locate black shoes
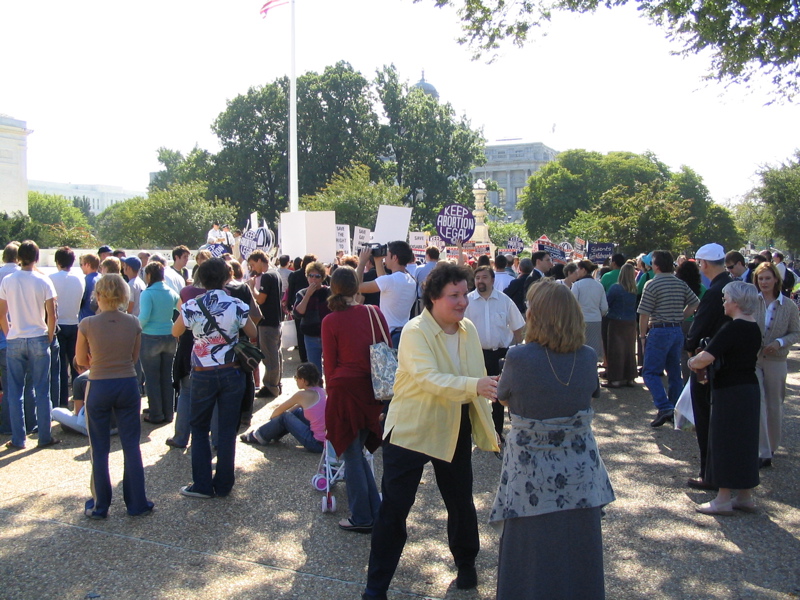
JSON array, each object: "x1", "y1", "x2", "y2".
[
  {"x1": 456, "y1": 564, "x2": 478, "y2": 590},
  {"x1": 650, "y1": 409, "x2": 674, "y2": 428},
  {"x1": 759, "y1": 458, "x2": 773, "y2": 469}
]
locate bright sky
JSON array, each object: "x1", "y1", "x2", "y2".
[{"x1": 3, "y1": 0, "x2": 799, "y2": 204}]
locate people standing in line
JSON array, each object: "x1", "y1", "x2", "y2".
[
  {"x1": 322, "y1": 266, "x2": 388, "y2": 533},
  {"x1": 464, "y1": 265, "x2": 525, "y2": 449},
  {"x1": 603, "y1": 263, "x2": 638, "y2": 388},
  {"x1": 685, "y1": 243, "x2": 732, "y2": 489},
  {"x1": 523, "y1": 251, "x2": 554, "y2": 298},
  {"x1": 357, "y1": 241, "x2": 417, "y2": 349},
  {"x1": 122, "y1": 257, "x2": 146, "y2": 317},
  {"x1": 675, "y1": 259, "x2": 706, "y2": 382},
  {"x1": 293, "y1": 261, "x2": 331, "y2": 375},
  {"x1": 637, "y1": 250, "x2": 699, "y2": 428},
  {"x1": 286, "y1": 254, "x2": 316, "y2": 363},
  {"x1": 49, "y1": 246, "x2": 85, "y2": 407},
  {"x1": 492, "y1": 254, "x2": 515, "y2": 292},
  {"x1": 76, "y1": 274, "x2": 153, "y2": 519},
  {"x1": 362, "y1": 263, "x2": 499, "y2": 600},
  {"x1": 171, "y1": 245, "x2": 191, "y2": 285},
  {"x1": 688, "y1": 282, "x2": 761, "y2": 515},
  {"x1": 724, "y1": 250, "x2": 753, "y2": 283},
  {"x1": 490, "y1": 280, "x2": 614, "y2": 600},
  {"x1": 0, "y1": 243, "x2": 21, "y2": 435},
  {"x1": 276, "y1": 254, "x2": 292, "y2": 293},
  {"x1": 503, "y1": 257, "x2": 533, "y2": 315},
  {"x1": 97, "y1": 245, "x2": 113, "y2": 261},
  {"x1": 561, "y1": 262, "x2": 579, "y2": 288},
  {"x1": 571, "y1": 260, "x2": 608, "y2": 363},
  {"x1": 0, "y1": 240, "x2": 60, "y2": 450},
  {"x1": 753, "y1": 262, "x2": 800, "y2": 468},
  {"x1": 173, "y1": 258, "x2": 257, "y2": 499},
  {"x1": 247, "y1": 250, "x2": 283, "y2": 399},
  {"x1": 138, "y1": 261, "x2": 180, "y2": 425},
  {"x1": 78, "y1": 253, "x2": 100, "y2": 321}
]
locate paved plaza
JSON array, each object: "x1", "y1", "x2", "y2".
[{"x1": 2, "y1": 348, "x2": 800, "y2": 600}]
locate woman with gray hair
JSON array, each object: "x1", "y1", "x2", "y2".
[{"x1": 688, "y1": 281, "x2": 761, "y2": 515}]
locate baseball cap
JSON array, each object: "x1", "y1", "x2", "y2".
[{"x1": 121, "y1": 256, "x2": 142, "y2": 272}]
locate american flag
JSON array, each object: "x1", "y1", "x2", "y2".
[{"x1": 260, "y1": 0, "x2": 288, "y2": 17}]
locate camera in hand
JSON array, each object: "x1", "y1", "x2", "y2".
[{"x1": 362, "y1": 242, "x2": 388, "y2": 257}]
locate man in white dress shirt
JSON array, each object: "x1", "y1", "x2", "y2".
[{"x1": 464, "y1": 265, "x2": 525, "y2": 447}]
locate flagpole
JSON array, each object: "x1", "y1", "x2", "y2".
[{"x1": 289, "y1": 0, "x2": 298, "y2": 212}]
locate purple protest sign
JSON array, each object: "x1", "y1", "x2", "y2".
[{"x1": 435, "y1": 204, "x2": 476, "y2": 245}]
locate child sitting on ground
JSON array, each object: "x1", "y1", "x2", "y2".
[{"x1": 239, "y1": 362, "x2": 326, "y2": 453}]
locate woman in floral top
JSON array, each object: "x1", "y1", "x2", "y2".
[
  {"x1": 490, "y1": 280, "x2": 614, "y2": 600},
  {"x1": 172, "y1": 258, "x2": 257, "y2": 499}
]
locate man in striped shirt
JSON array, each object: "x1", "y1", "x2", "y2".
[{"x1": 637, "y1": 250, "x2": 700, "y2": 427}]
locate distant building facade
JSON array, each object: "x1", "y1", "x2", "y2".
[
  {"x1": 471, "y1": 139, "x2": 558, "y2": 221},
  {"x1": 0, "y1": 115, "x2": 32, "y2": 216},
  {"x1": 28, "y1": 180, "x2": 146, "y2": 215}
]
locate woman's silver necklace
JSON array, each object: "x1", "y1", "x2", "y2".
[{"x1": 545, "y1": 347, "x2": 576, "y2": 386}]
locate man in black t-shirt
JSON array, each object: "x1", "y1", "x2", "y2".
[{"x1": 247, "y1": 251, "x2": 283, "y2": 398}]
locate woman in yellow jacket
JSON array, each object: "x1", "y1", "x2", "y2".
[{"x1": 362, "y1": 262, "x2": 499, "y2": 600}]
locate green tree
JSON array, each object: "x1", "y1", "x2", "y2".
[
  {"x1": 422, "y1": 0, "x2": 800, "y2": 99},
  {"x1": 0, "y1": 212, "x2": 46, "y2": 247},
  {"x1": 756, "y1": 151, "x2": 800, "y2": 250},
  {"x1": 95, "y1": 182, "x2": 237, "y2": 249},
  {"x1": 375, "y1": 65, "x2": 486, "y2": 229},
  {"x1": 486, "y1": 221, "x2": 529, "y2": 249},
  {"x1": 689, "y1": 203, "x2": 744, "y2": 254},
  {"x1": 300, "y1": 162, "x2": 408, "y2": 229},
  {"x1": 149, "y1": 146, "x2": 214, "y2": 193},
  {"x1": 213, "y1": 61, "x2": 381, "y2": 228},
  {"x1": 567, "y1": 181, "x2": 690, "y2": 255},
  {"x1": 517, "y1": 150, "x2": 662, "y2": 240},
  {"x1": 71, "y1": 196, "x2": 95, "y2": 225},
  {"x1": 728, "y1": 194, "x2": 780, "y2": 250},
  {"x1": 28, "y1": 191, "x2": 90, "y2": 230}
]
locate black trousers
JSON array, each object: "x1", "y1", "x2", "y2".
[
  {"x1": 483, "y1": 348, "x2": 508, "y2": 438},
  {"x1": 366, "y1": 405, "x2": 479, "y2": 594},
  {"x1": 690, "y1": 373, "x2": 712, "y2": 479}
]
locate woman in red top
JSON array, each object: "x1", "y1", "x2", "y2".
[{"x1": 322, "y1": 266, "x2": 390, "y2": 533}]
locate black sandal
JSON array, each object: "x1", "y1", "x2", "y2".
[{"x1": 239, "y1": 432, "x2": 259, "y2": 444}]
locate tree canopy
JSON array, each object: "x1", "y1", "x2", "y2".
[
  {"x1": 95, "y1": 182, "x2": 236, "y2": 249},
  {"x1": 421, "y1": 0, "x2": 800, "y2": 99},
  {"x1": 756, "y1": 151, "x2": 800, "y2": 250},
  {"x1": 519, "y1": 149, "x2": 743, "y2": 255}
]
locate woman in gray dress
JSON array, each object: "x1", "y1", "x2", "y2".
[{"x1": 490, "y1": 280, "x2": 615, "y2": 600}]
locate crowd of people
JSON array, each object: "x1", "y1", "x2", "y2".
[{"x1": 0, "y1": 233, "x2": 796, "y2": 599}]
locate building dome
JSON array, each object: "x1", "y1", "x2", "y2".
[{"x1": 411, "y1": 71, "x2": 439, "y2": 100}]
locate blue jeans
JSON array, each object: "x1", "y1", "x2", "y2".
[
  {"x1": 189, "y1": 366, "x2": 245, "y2": 497},
  {"x1": 304, "y1": 335, "x2": 323, "y2": 375},
  {"x1": 56, "y1": 324, "x2": 78, "y2": 407},
  {"x1": 642, "y1": 326, "x2": 684, "y2": 411},
  {"x1": 255, "y1": 407, "x2": 323, "y2": 452},
  {"x1": 49, "y1": 335, "x2": 60, "y2": 409},
  {"x1": 172, "y1": 374, "x2": 192, "y2": 446},
  {"x1": 342, "y1": 429, "x2": 381, "y2": 526},
  {"x1": 140, "y1": 334, "x2": 177, "y2": 422},
  {"x1": 0, "y1": 346, "x2": 9, "y2": 434},
  {"x1": 6, "y1": 335, "x2": 53, "y2": 447},
  {"x1": 84, "y1": 377, "x2": 152, "y2": 517}
]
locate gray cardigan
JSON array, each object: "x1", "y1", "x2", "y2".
[{"x1": 754, "y1": 294, "x2": 800, "y2": 361}]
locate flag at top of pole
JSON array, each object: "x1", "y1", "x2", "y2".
[
  {"x1": 259, "y1": 0, "x2": 298, "y2": 213},
  {"x1": 260, "y1": 0, "x2": 288, "y2": 17}
]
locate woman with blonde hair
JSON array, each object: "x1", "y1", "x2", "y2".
[
  {"x1": 77, "y1": 274, "x2": 153, "y2": 519},
  {"x1": 753, "y1": 261, "x2": 800, "y2": 468},
  {"x1": 604, "y1": 263, "x2": 638, "y2": 387},
  {"x1": 491, "y1": 280, "x2": 615, "y2": 599}
]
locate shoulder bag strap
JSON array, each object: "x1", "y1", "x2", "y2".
[
  {"x1": 366, "y1": 304, "x2": 378, "y2": 345},
  {"x1": 196, "y1": 293, "x2": 234, "y2": 346},
  {"x1": 367, "y1": 304, "x2": 391, "y2": 345}
]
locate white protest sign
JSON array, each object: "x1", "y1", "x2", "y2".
[
  {"x1": 335, "y1": 224, "x2": 351, "y2": 253},
  {"x1": 249, "y1": 212, "x2": 258, "y2": 231},
  {"x1": 280, "y1": 211, "x2": 337, "y2": 263},
  {"x1": 352, "y1": 226, "x2": 371, "y2": 254},
  {"x1": 373, "y1": 205, "x2": 413, "y2": 244}
]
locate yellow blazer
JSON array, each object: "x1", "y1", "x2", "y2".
[{"x1": 383, "y1": 309, "x2": 499, "y2": 462}]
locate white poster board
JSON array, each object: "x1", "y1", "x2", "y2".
[
  {"x1": 352, "y1": 226, "x2": 371, "y2": 254},
  {"x1": 335, "y1": 224, "x2": 351, "y2": 253},
  {"x1": 249, "y1": 212, "x2": 259, "y2": 231},
  {"x1": 373, "y1": 205, "x2": 412, "y2": 244},
  {"x1": 279, "y1": 211, "x2": 337, "y2": 263}
]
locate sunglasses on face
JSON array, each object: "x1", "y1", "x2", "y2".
[{"x1": 308, "y1": 273, "x2": 322, "y2": 279}]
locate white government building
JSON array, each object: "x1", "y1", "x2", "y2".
[
  {"x1": 0, "y1": 115, "x2": 32, "y2": 216},
  {"x1": 470, "y1": 139, "x2": 558, "y2": 222},
  {"x1": 27, "y1": 180, "x2": 146, "y2": 215}
]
